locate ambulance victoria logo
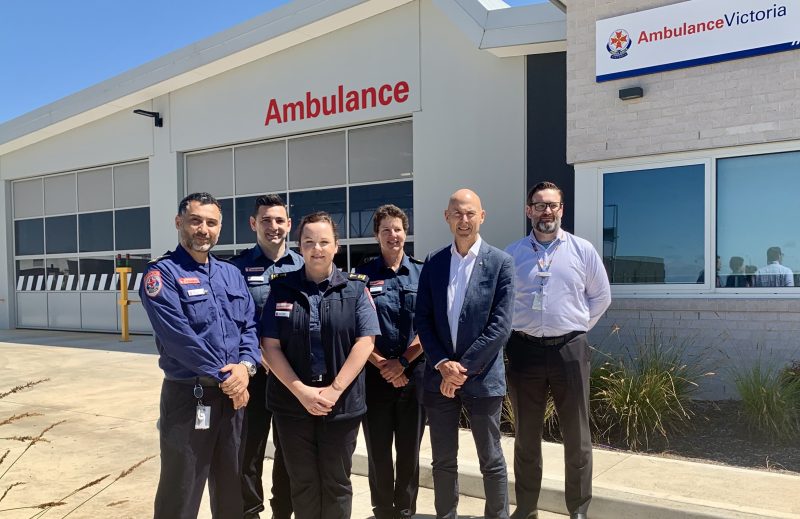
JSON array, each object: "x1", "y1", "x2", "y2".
[
  {"x1": 607, "y1": 29, "x2": 631, "y2": 59},
  {"x1": 144, "y1": 270, "x2": 162, "y2": 297}
]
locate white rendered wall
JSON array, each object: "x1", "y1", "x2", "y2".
[{"x1": 413, "y1": 0, "x2": 527, "y2": 257}]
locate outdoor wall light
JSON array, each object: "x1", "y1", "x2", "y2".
[
  {"x1": 133, "y1": 109, "x2": 163, "y2": 127},
  {"x1": 618, "y1": 87, "x2": 644, "y2": 100}
]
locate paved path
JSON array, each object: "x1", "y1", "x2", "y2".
[{"x1": 0, "y1": 330, "x2": 797, "y2": 518}]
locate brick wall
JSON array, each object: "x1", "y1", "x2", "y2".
[
  {"x1": 588, "y1": 298, "x2": 800, "y2": 399},
  {"x1": 566, "y1": 0, "x2": 800, "y2": 164}
]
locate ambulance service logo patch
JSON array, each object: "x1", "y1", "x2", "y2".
[
  {"x1": 607, "y1": 29, "x2": 631, "y2": 59},
  {"x1": 144, "y1": 271, "x2": 163, "y2": 298}
]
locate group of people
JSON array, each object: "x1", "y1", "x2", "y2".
[
  {"x1": 141, "y1": 181, "x2": 611, "y2": 519},
  {"x1": 702, "y1": 248, "x2": 795, "y2": 288}
]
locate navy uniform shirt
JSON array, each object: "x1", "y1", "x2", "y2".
[
  {"x1": 229, "y1": 245, "x2": 304, "y2": 327},
  {"x1": 141, "y1": 244, "x2": 260, "y2": 382},
  {"x1": 355, "y1": 254, "x2": 423, "y2": 359}
]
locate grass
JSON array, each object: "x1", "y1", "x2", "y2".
[{"x1": 733, "y1": 360, "x2": 800, "y2": 442}]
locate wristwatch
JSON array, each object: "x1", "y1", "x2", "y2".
[
  {"x1": 240, "y1": 360, "x2": 257, "y2": 377},
  {"x1": 398, "y1": 356, "x2": 410, "y2": 369}
]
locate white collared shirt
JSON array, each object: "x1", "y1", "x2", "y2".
[
  {"x1": 447, "y1": 236, "x2": 483, "y2": 349},
  {"x1": 505, "y1": 229, "x2": 611, "y2": 337}
]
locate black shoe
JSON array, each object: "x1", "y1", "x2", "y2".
[
  {"x1": 570, "y1": 513, "x2": 587, "y2": 519},
  {"x1": 511, "y1": 511, "x2": 538, "y2": 519}
]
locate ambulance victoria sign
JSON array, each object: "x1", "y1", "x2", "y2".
[{"x1": 596, "y1": 0, "x2": 800, "y2": 82}]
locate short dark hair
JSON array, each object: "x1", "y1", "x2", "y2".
[
  {"x1": 767, "y1": 246, "x2": 783, "y2": 262},
  {"x1": 527, "y1": 181, "x2": 564, "y2": 204},
  {"x1": 178, "y1": 192, "x2": 221, "y2": 215},
  {"x1": 297, "y1": 211, "x2": 339, "y2": 242},
  {"x1": 252, "y1": 193, "x2": 288, "y2": 217},
  {"x1": 372, "y1": 204, "x2": 409, "y2": 235}
]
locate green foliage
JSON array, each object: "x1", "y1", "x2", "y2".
[
  {"x1": 589, "y1": 326, "x2": 708, "y2": 450},
  {"x1": 733, "y1": 360, "x2": 800, "y2": 442}
]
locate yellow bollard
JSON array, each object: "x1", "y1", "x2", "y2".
[{"x1": 116, "y1": 266, "x2": 133, "y2": 342}]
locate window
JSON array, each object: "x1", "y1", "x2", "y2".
[
  {"x1": 717, "y1": 151, "x2": 799, "y2": 288},
  {"x1": 45, "y1": 215, "x2": 78, "y2": 254},
  {"x1": 603, "y1": 164, "x2": 705, "y2": 284},
  {"x1": 79, "y1": 212, "x2": 114, "y2": 252},
  {"x1": 288, "y1": 132, "x2": 346, "y2": 189},
  {"x1": 349, "y1": 121, "x2": 412, "y2": 183},
  {"x1": 289, "y1": 188, "x2": 346, "y2": 241},
  {"x1": 349, "y1": 182, "x2": 413, "y2": 238},
  {"x1": 15, "y1": 219, "x2": 44, "y2": 256},
  {"x1": 115, "y1": 208, "x2": 151, "y2": 250}
]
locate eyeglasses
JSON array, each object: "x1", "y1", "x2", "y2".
[{"x1": 528, "y1": 202, "x2": 563, "y2": 212}]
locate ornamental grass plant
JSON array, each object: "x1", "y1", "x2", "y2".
[
  {"x1": 590, "y1": 324, "x2": 711, "y2": 450},
  {"x1": 733, "y1": 359, "x2": 800, "y2": 443}
]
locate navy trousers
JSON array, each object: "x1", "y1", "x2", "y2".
[
  {"x1": 154, "y1": 379, "x2": 243, "y2": 519},
  {"x1": 424, "y1": 391, "x2": 509, "y2": 519}
]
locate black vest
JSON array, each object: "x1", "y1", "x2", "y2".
[{"x1": 266, "y1": 269, "x2": 368, "y2": 421}]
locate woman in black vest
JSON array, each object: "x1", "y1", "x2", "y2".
[{"x1": 261, "y1": 211, "x2": 380, "y2": 519}]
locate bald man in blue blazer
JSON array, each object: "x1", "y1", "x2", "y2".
[{"x1": 415, "y1": 189, "x2": 515, "y2": 519}]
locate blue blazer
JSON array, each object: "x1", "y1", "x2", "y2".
[{"x1": 414, "y1": 240, "x2": 515, "y2": 398}]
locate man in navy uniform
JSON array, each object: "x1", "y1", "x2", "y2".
[
  {"x1": 141, "y1": 192, "x2": 260, "y2": 519},
  {"x1": 231, "y1": 194, "x2": 302, "y2": 519}
]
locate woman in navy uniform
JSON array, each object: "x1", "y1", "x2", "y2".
[
  {"x1": 261, "y1": 211, "x2": 380, "y2": 519},
  {"x1": 355, "y1": 205, "x2": 425, "y2": 519}
]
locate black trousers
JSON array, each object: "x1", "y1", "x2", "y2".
[
  {"x1": 362, "y1": 364, "x2": 426, "y2": 519},
  {"x1": 424, "y1": 391, "x2": 509, "y2": 519},
  {"x1": 241, "y1": 367, "x2": 293, "y2": 519},
  {"x1": 154, "y1": 379, "x2": 243, "y2": 519},
  {"x1": 273, "y1": 413, "x2": 361, "y2": 519},
  {"x1": 507, "y1": 332, "x2": 593, "y2": 517}
]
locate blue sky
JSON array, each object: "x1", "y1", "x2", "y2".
[{"x1": 0, "y1": 0, "x2": 544, "y2": 124}]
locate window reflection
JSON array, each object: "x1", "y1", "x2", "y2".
[
  {"x1": 16, "y1": 259, "x2": 45, "y2": 291},
  {"x1": 45, "y1": 258, "x2": 80, "y2": 290},
  {"x1": 79, "y1": 257, "x2": 116, "y2": 291},
  {"x1": 718, "y1": 151, "x2": 799, "y2": 288},
  {"x1": 603, "y1": 165, "x2": 705, "y2": 284},
  {"x1": 349, "y1": 182, "x2": 413, "y2": 238},
  {"x1": 289, "y1": 188, "x2": 346, "y2": 240}
]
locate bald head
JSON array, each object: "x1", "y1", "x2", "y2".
[
  {"x1": 448, "y1": 189, "x2": 483, "y2": 212},
  {"x1": 445, "y1": 188, "x2": 485, "y2": 253}
]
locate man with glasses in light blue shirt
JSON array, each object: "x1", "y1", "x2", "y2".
[{"x1": 505, "y1": 181, "x2": 611, "y2": 519}]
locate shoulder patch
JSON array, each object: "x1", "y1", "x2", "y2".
[
  {"x1": 348, "y1": 273, "x2": 367, "y2": 282},
  {"x1": 271, "y1": 272, "x2": 288, "y2": 281},
  {"x1": 148, "y1": 251, "x2": 172, "y2": 264},
  {"x1": 144, "y1": 270, "x2": 163, "y2": 297}
]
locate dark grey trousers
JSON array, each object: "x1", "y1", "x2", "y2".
[
  {"x1": 424, "y1": 391, "x2": 509, "y2": 519},
  {"x1": 507, "y1": 332, "x2": 593, "y2": 517}
]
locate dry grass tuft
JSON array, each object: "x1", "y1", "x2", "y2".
[
  {"x1": 0, "y1": 420, "x2": 66, "y2": 480},
  {"x1": 0, "y1": 482, "x2": 24, "y2": 503},
  {"x1": 0, "y1": 413, "x2": 42, "y2": 427},
  {"x1": 106, "y1": 500, "x2": 128, "y2": 507},
  {"x1": 0, "y1": 380, "x2": 50, "y2": 401},
  {"x1": 2, "y1": 436, "x2": 50, "y2": 443}
]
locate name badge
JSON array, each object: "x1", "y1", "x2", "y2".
[
  {"x1": 247, "y1": 275, "x2": 265, "y2": 282},
  {"x1": 275, "y1": 302, "x2": 293, "y2": 317},
  {"x1": 536, "y1": 272, "x2": 552, "y2": 277},
  {"x1": 532, "y1": 292, "x2": 544, "y2": 311},
  {"x1": 187, "y1": 288, "x2": 207, "y2": 297},
  {"x1": 178, "y1": 277, "x2": 201, "y2": 285},
  {"x1": 369, "y1": 286, "x2": 383, "y2": 294},
  {"x1": 245, "y1": 266, "x2": 265, "y2": 273}
]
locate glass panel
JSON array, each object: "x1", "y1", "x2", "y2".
[
  {"x1": 235, "y1": 141, "x2": 287, "y2": 195},
  {"x1": 44, "y1": 173, "x2": 76, "y2": 215},
  {"x1": 115, "y1": 208, "x2": 150, "y2": 250},
  {"x1": 78, "y1": 168, "x2": 113, "y2": 211},
  {"x1": 289, "y1": 188, "x2": 346, "y2": 241},
  {"x1": 16, "y1": 259, "x2": 45, "y2": 291},
  {"x1": 349, "y1": 121, "x2": 413, "y2": 183},
  {"x1": 44, "y1": 258, "x2": 80, "y2": 290},
  {"x1": 115, "y1": 253, "x2": 151, "y2": 291},
  {"x1": 288, "y1": 132, "x2": 346, "y2": 189},
  {"x1": 79, "y1": 257, "x2": 116, "y2": 290},
  {"x1": 13, "y1": 179, "x2": 43, "y2": 218},
  {"x1": 114, "y1": 162, "x2": 149, "y2": 208},
  {"x1": 45, "y1": 215, "x2": 78, "y2": 254},
  {"x1": 15, "y1": 219, "x2": 44, "y2": 256},
  {"x1": 718, "y1": 151, "x2": 800, "y2": 288},
  {"x1": 603, "y1": 165, "x2": 704, "y2": 284},
  {"x1": 79, "y1": 211, "x2": 114, "y2": 252},
  {"x1": 349, "y1": 182, "x2": 414, "y2": 238},
  {"x1": 186, "y1": 149, "x2": 233, "y2": 197},
  {"x1": 217, "y1": 198, "x2": 234, "y2": 246}
]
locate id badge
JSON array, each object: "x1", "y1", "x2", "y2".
[
  {"x1": 195, "y1": 405, "x2": 211, "y2": 430},
  {"x1": 532, "y1": 291, "x2": 544, "y2": 311}
]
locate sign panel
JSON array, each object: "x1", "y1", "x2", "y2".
[{"x1": 596, "y1": 0, "x2": 800, "y2": 82}]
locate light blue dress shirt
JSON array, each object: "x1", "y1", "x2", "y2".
[{"x1": 505, "y1": 229, "x2": 611, "y2": 337}]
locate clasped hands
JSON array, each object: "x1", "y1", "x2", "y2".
[
  {"x1": 298, "y1": 385, "x2": 343, "y2": 416},
  {"x1": 438, "y1": 360, "x2": 467, "y2": 398},
  {"x1": 376, "y1": 357, "x2": 409, "y2": 388},
  {"x1": 219, "y1": 363, "x2": 250, "y2": 410}
]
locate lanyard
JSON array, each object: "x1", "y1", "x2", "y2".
[{"x1": 530, "y1": 238, "x2": 562, "y2": 274}]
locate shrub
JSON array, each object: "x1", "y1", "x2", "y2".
[
  {"x1": 733, "y1": 360, "x2": 800, "y2": 442},
  {"x1": 590, "y1": 325, "x2": 709, "y2": 450}
]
